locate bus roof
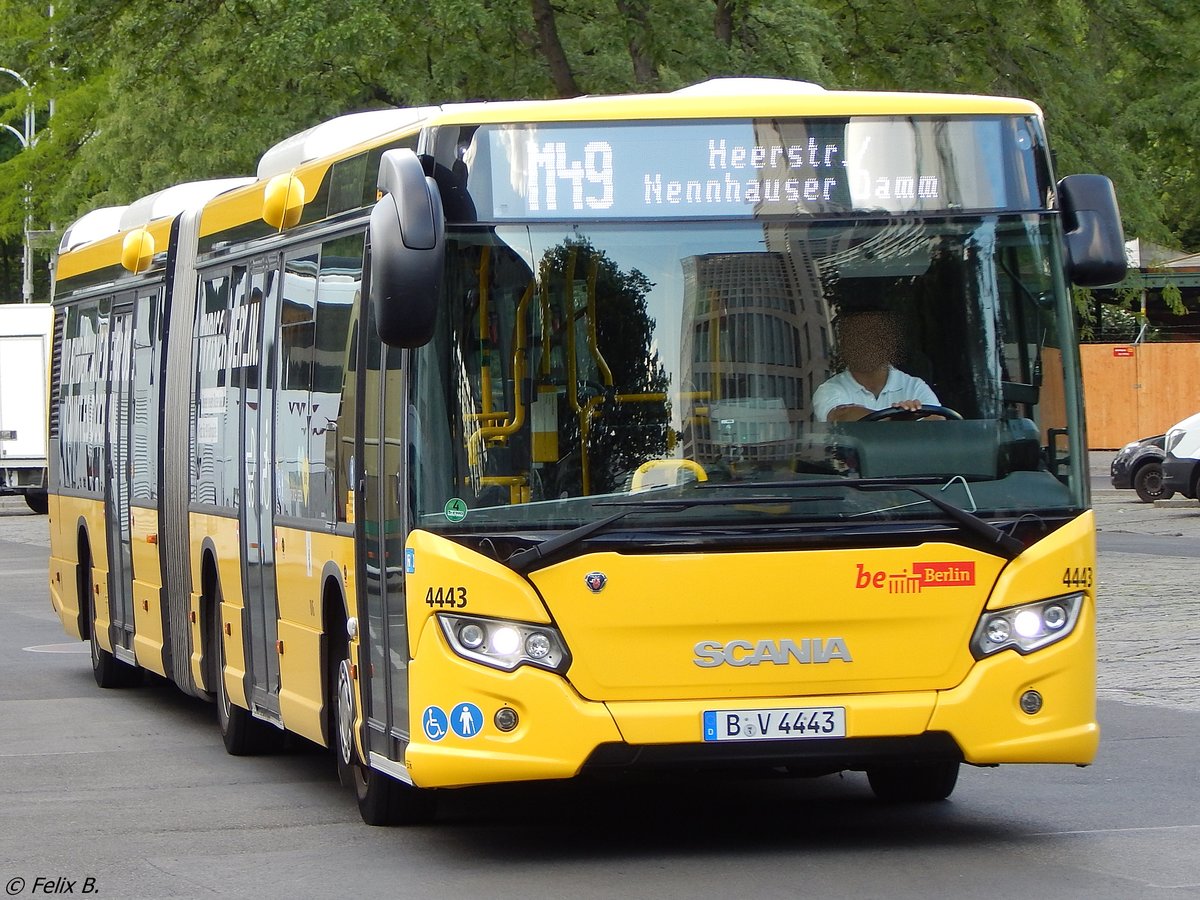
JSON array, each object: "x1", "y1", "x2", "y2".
[
  {"x1": 428, "y1": 80, "x2": 1042, "y2": 126},
  {"x1": 56, "y1": 78, "x2": 1045, "y2": 287}
]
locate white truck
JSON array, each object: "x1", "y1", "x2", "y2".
[{"x1": 0, "y1": 304, "x2": 53, "y2": 513}]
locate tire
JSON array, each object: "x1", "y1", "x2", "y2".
[
  {"x1": 211, "y1": 590, "x2": 284, "y2": 756},
  {"x1": 331, "y1": 636, "x2": 355, "y2": 789},
  {"x1": 867, "y1": 761, "x2": 960, "y2": 802},
  {"x1": 83, "y1": 551, "x2": 141, "y2": 689},
  {"x1": 24, "y1": 491, "x2": 48, "y2": 514},
  {"x1": 353, "y1": 752, "x2": 437, "y2": 827},
  {"x1": 333, "y1": 640, "x2": 436, "y2": 826},
  {"x1": 1133, "y1": 463, "x2": 1172, "y2": 503}
]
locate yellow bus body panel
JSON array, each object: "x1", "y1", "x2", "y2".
[
  {"x1": 48, "y1": 494, "x2": 109, "y2": 645},
  {"x1": 55, "y1": 218, "x2": 173, "y2": 282},
  {"x1": 530, "y1": 546, "x2": 1006, "y2": 701},
  {"x1": 928, "y1": 613, "x2": 1097, "y2": 763},
  {"x1": 49, "y1": 495, "x2": 167, "y2": 677},
  {"x1": 402, "y1": 509, "x2": 1097, "y2": 787},
  {"x1": 129, "y1": 506, "x2": 167, "y2": 676},
  {"x1": 188, "y1": 590, "x2": 208, "y2": 693},
  {"x1": 274, "y1": 526, "x2": 354, "y2": 746},
  {"x1": 929, "y1": 510, "x2": 1098, "y2": 763},
  {"x1": 276, "y1": 618, "x2": 323, "y2": 743},
  {"x1": 405, "y1": 616, "x2": 623, "y2": 788},
  {"x1": 190, "y1": 512, "x2": 249, "y2": 709},
  {"x1": 46, "y1": 493, "x2": 79, "y2": 637},
  {"x1": 405, "y1": 530, "x2": 554, "y2": 657},
  {"x1": 986, "y1": 510, "x2": 1096, "y2": 611}
]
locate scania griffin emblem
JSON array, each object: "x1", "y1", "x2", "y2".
[{"x1": 584, "y1": 572, "x2": 607, "y2": 593}]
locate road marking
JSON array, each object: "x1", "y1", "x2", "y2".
[
  {"x1": 1028, "y1": 823, "x2": 1200, "y2": 836},
  {"x1": 23, "y1": 642, "x2": 89, "y2": 654}
]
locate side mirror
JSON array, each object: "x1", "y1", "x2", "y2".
[
  {"x1": 369, "y1": 149, "x2": 444, "y2": 347},
  {"x1": 1058, "y1": 174, "x2": 1126, "y2": 287}
]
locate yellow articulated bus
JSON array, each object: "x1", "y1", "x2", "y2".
[{"x1": 48, "y1": 78, "x2": 1125, "y2": 825}]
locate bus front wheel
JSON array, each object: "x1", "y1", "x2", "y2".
[
  {"x1": 333, "y1": 647, "x2": 436, "y2": 826},
  {"x1": 866, "y1": 761, "x2": 960, "y2": 802}
]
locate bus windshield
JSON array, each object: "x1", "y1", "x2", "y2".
[{"x1": 409, "y1": 213, "x2": 1082, "y2": 535}]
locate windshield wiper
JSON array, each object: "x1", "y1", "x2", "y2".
[
  {"x1": 505, "y1": 493, "x2": 840, "y2": 574},
  {"x1": 696, "y1": 477, "x2": 1024, "y2": 559}
]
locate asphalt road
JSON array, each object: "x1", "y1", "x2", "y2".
[{"x1": 1, "y1": 487, "x2": 1199, "y2": 899}]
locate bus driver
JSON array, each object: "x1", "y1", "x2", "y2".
[{"x1": 812, "y1": 309, "x2": 941, "y2": 423}]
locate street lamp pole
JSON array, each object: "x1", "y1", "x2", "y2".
[{"x1": 0, "y1": 66, "x2": 35, "y2": 304}]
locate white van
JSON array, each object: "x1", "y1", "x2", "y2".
[
  {"x1": 0, "y1": 304, "x2": 53, "y2": 512},
  {"x1": 1162, "y1": 410, "x2": 1200, "y2": 500}
]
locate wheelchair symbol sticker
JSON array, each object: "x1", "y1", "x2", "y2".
[
  {"x1": 451, "y1": 702, "x2": 484, "y2": 739},
  {"x1": 422, "y1": 706, "x2": 448, "y2": 742}
]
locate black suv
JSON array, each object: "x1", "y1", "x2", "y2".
[{"x1": 1110, "y1": 434, "x2": 1173, "y2": 503}]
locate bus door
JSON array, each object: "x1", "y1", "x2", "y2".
[
  {"x1": 359, "y1": 322, "x2": 414, "y2": 758},
  {"x1": 103, "y1": 299, "x2": 136, "y2": 661},
  {"x1": 239, "y1": 258, "x2": 282, "y2": 714}
]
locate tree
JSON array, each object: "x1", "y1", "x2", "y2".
[
  {"x1": 810, "y1": 0, "x2": 1200, "y2": 247},
  {"x1": 3, "y1": 0, "x2": 1200, "y2": 296}
]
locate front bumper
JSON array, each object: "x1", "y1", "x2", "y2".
[
  {"x1": 401, "y1": 602, "x2": 1097, "y2": 789},
  {"x1": 1162, "y1": 455, "x2": 1198, "y2": 498},
  {"x1": 1109, "y1": 455, "x2": 1135, "y2": 489}
]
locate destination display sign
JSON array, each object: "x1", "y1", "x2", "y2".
[{"x1": 479, "y1": 116, "x2": 1044, "y2": 220}]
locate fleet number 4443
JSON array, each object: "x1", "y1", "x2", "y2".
[
  {"x1": 425, "y1": 586, "x2": 467, "y2": 609},
  {"x1": 1062, "y1": 567, "x2": 1093, "y2": 588}
]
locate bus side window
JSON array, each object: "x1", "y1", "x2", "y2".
[
  {"x1": 277, "y1": 251, "x2": 318, "y2": 519},
  {"x1": 316, "y1": 233, "x2": 363, "y2": 522}
]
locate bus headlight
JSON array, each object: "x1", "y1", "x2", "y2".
[
  {"x1": 438, "y1": 614, "x2": 571, "y2": 674},
  {"x1": 970, "y1": 593, "x2": 1083, "y2": 659}
]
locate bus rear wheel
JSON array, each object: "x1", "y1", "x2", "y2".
[
  {"x1": 866, "y1": 761, "x2": 960, "y2": 802},
  {"x1": 211, "y1": 592, "x2": 284, "y2": 756},
  {"x1": 333, "y1": 647, "x2": 436, "y2": 826}
]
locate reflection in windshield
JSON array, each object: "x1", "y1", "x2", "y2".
[{"x1": 409, "y1": 215, "x2": 1081, "y2": 532}]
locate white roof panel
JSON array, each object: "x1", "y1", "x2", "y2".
[
  {"x1": 58, "y1": 206, "x2": 128, "y2": 253},
  {"x1": 256, "y1": 108, "x2": 439, "y2": 180},
  {"x1": 119, "y1": 178, "x2": 255, "y2": 231}
]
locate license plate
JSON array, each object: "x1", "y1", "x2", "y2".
[{"x1": 703, "y1": 707, "x2": 845, "y2": 742}]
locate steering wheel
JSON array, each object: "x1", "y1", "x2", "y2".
[{"x1": 861, "y1": 405, "x2": 963, "y2": 422}]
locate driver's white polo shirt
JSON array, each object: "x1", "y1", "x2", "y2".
[{"x1": 812, "y1": 366, "x2": 940, "y2": 422}]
